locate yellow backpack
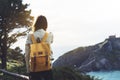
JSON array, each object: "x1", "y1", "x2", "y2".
[{"x1": 30, "y1": 33, "x2": 52, "y2": 72}]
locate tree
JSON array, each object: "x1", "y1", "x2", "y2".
[
  {"x1": 0, "y1": 0, "x2": 34, "y2": 69},
  {"x1": 7, "y1": 47, "x2": 24, "y2": 62}
]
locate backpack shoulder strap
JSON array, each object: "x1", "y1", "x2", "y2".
[
  {"x1": 41, "y1": 32, "x2": 48, "y2": 42},
  {"x1": 31, "y1": 34, "x2": 37, "y2": 43}
]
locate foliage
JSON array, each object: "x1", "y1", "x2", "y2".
[
  {"x1": 7, "y1": 47, "x2": 25, "y2": 62},
  {"x1": 0, "y1": 60, "x2": 27, "y2": 80},
  {"x1": 0, "y1": 0, "x2": 34, "y2": 69},
  {"x1": 0, "y1": 54, "x2": 102, "y2": 80},
  {"x1": 53, "y1": 67, "x2": 101, "y2": 80},
  {"x1": 0, "y1": 47, "x2": 102, "y2": 80},
  {"x1": 0, "y1": 0, "x2": 33, "y2": 47},
  {"x1": 0, "y1": 48, "x2": 27, "y2": 80}
]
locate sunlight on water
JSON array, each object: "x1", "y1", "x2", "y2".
[{"x1": 87, "y1": 71, "x2": 120, "y2": 80}]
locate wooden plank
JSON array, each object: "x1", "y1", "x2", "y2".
[{"x1": 0, "y1": 69, "x2": 29, "y2": 80}]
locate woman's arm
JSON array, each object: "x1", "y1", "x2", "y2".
[{"x1": 25, "y1": 44, "x2": 30, "y2": 73}]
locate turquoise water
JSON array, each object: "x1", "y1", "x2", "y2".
[{"x1": 87, "y1": 71, "x2": 120, "y2": 80}]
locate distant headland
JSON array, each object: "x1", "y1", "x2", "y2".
[{"x1": 53, "y1": 35, "x2": 120, "y2": 72}]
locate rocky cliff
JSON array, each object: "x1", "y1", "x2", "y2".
[{"x1": 53, "y1": 36, "x2": 120, "y2": 72}]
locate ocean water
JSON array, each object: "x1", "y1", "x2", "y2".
[{"x1": 87, "y1": 71, "x2": 120, "y2": 80}]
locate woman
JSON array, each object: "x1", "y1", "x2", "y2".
[{"x1": 25, "y1": 15, "x2": 53, "y2": 80}]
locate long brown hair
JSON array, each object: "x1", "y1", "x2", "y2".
[{"x1": 33, "y1": 15, "x2": 48, "y2": 32}]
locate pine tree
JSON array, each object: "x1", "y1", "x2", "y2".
[{"x1": 0, "y1": 0, "x2": 33, "y2": 69}]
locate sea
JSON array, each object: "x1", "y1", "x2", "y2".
[{"x1": 87, "y1": 71, "x2": 120, "y2": 80}]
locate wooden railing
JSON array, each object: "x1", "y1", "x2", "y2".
[{"x1": 0, "y1": 69, "x2": 29, "y2": 80}]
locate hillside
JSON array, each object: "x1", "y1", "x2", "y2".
[{"x1": 53, "y1": 35, "x2": 120, "y2": 72}]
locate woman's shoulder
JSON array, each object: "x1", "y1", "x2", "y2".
[
  {"x1": 47, "y1": 32, "x2": 53, "y2": 38},
  {"x1": 48, "y1": 32, "x2": 53, "y2": 36},
  {"x1": 46, "y1": 32, "x2": 53, "y2": 43},
  {"x1": 27, "y1": 32, "x2": 33, "y2": 38}
]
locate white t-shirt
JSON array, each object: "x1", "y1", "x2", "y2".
[
  {"x1": 26, "y1": 29, "x2": 53, "y2": 44},
  {"x1": 25, "y1": 29, "x2": 53, "y2": 72}
]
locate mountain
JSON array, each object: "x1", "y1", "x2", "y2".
[{"x1": 53, "y1": 35, "x2": 120, "y2": 72}]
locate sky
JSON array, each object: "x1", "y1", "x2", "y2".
[{"x1": 16, "y1": 0, "x2": 120, "y2": 60}]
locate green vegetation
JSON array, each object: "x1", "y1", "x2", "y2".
[
  {"x1": 0, "y1": 0, "x2": 33, "y2": 69},
  {"x1": 0, "y1": 47, "x2": 28, "y2": 80},
  {"x1": 0, "y1": 47, "x2": 101, "y2": 80},
  {"x1": 0, "y1": 60, "x2": 101, "y2": 80},
  {"x1": 0, "y1": 61, "x2": 27, "y2": 80},
  {"x1": 53, "y1": 67, "x2": 101, "y2": 80}
]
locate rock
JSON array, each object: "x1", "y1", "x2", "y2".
[{"x1": 53, "y1": 35, "x2": 120, "y2": 72}]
